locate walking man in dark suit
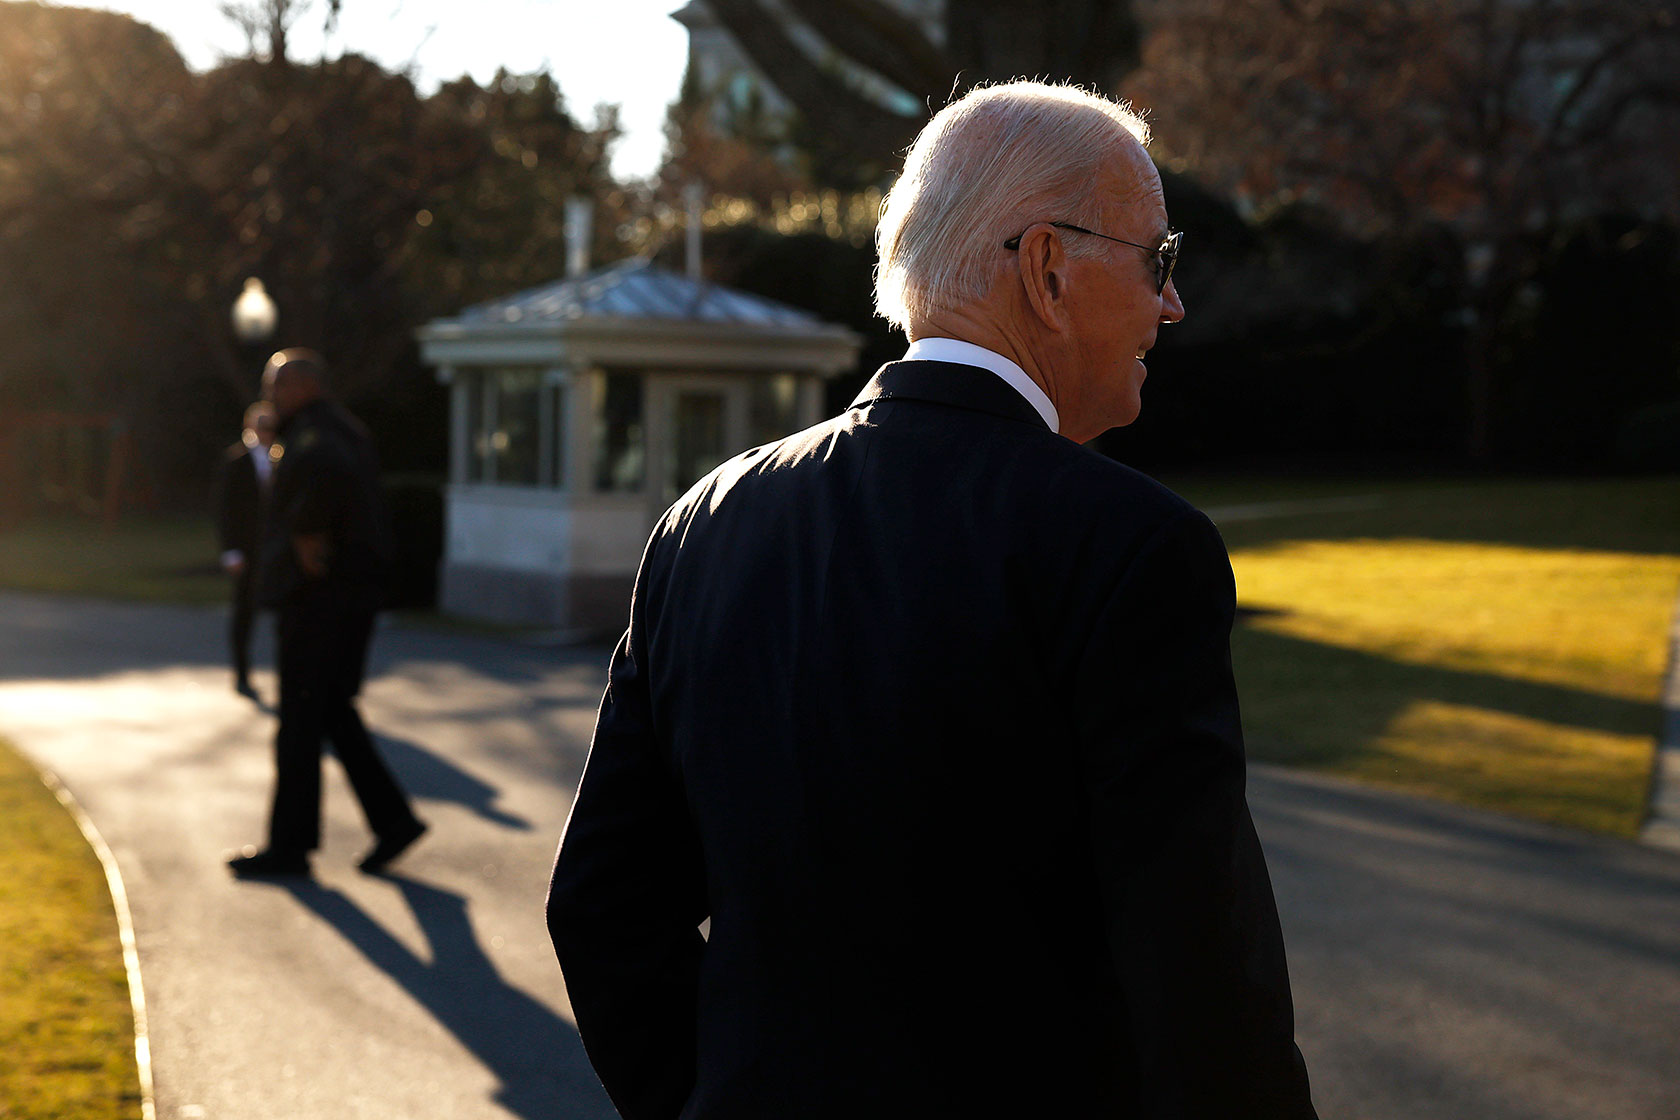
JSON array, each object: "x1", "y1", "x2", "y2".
[
  {"x1": 214, "y1": 401, "x2": 276, "y2": 698},
  {"x1": 227, "y1": 348, "x2": 425, "y2": 879},
  {"x1": 548, "y1": 81, "x2": 1316, "y2": 1118}
]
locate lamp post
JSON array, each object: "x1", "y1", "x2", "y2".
[
  {"x1": 231, "y1": 277, "x2": 278, "y2": 393},
  {"x1": 1462, "y1": 242, "x2": 1496, "y2": 461}
]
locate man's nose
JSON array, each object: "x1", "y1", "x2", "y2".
[{"x1": 1160, "y1": 278, "x2": 1185, "y2": 324}]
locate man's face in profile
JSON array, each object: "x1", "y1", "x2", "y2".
[
  {"x1": 262, "y1": 363, "x2": 308, "y2": 421},
  {"x1": 1056, "y1": 143, "x2": 1186, "y2": 440}
]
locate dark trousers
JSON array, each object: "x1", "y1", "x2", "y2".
[
  {"x1": 267, "y1": 604, "x2": 418, "y2": 854},
  {"x1": 229, "y1": 566, "x2": 258, "y2": 683}
]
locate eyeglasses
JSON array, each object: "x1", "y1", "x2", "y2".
[{"x1": 1003, "y1": 222, "x2": 1183, "y2": 294}]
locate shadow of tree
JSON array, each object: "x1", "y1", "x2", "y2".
[
  {"x1": 1233, "y1": 624, "x2": 1661, "y2": 831},
  {"x1": 279, "y1": 875, "x2": 615, "y2": 1120}
]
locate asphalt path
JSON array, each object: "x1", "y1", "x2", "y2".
[{"x1": 1, "y1": 591, "x2": 1676, "y2": 1120}]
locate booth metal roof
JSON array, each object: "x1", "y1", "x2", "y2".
[{"x1": 447, "y1": 258, "x2": 829, "y2": 330}]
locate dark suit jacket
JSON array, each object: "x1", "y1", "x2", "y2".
[
  {"x1": 213, "y1": 441, "x2": 264, "y2": 557},
  {"x1": 256, "y1": 399, "x2": 391, "y2": 615},
  {"x1": 547, "y1": 360, "x2": 1316, "y2": 1119}
]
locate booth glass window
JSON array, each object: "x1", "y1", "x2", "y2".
[
  {"x1": 465, "y1": 371, "x2": 489, "y2": 483},
  {"x1": 462, "y1": 367, "x2": 554, "y2": 487},
  {"x1": 547, "y1": 381, "x2": 567, "y2": 489},
  {"x1": 491, "y1": 368, "x2": 542, "y2": 485},
  {"x1": 748, "y1": 373, "x2": 800, "y2": 446},
  {"x1": 666, "y1": 388, "x2": 729, "y2": 502},
  {"x1": 593, "y1": 372, "x2": 645, "y2": 492}
]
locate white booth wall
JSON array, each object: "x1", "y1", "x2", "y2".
[{"x1": 439, "y1": 363, "x2": 821, "y2": 632}]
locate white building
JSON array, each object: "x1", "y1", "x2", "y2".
[
  {"x1": 670, "y1": 0, "x2": 942, "y2": 129},
  {"x1": 417, "y1": 257, "x2": 860, "y2": 633}
]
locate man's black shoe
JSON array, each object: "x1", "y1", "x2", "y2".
[
  {"x1": 227, "y1": 846, "x2": 310, "y2": 878},
  {"x1": 358, "y1": 820, "x2": 428, "y2": 874}
]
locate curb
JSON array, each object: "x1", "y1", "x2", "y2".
[
  {"x1": 1640, "y1": 590, "x2": 1680, "y2": 852},
  {"x1": 33, "y1": 763, "x2": 157, "y2": 1120}
]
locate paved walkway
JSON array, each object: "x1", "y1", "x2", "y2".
[{"x1": 1, "y1": 591, "x2": 1677, "y2": 1120}]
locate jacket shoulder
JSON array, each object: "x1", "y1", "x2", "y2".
[
  {"x1": 652, "y1": 413, "x2": 845, "y2": 536},
  {"x1": 1019, "y1": 434, "x2": 1203, "y2": 531}
]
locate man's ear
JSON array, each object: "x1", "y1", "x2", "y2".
[{"x1": 1016, "y1": 224, "x2": 1070, "y2": 334}]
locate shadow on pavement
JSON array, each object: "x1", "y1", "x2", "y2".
[
  {"x1": 375, "y1": 733, "x2": 534, "y2": 831},
  {"x1": 280, "y1": 874, "x2": 615, "y2": 1120},
  {"x1": 0, "y1": 594, "x2": 227, "y2": 680},
  {"x1": 1250, "y1": 769, "x2": 1680, "y2": 1120},
  {"x1": 1255, "y1": 771, "x2": 1680, "y2": 969}
]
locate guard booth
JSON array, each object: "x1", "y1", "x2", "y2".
[{"x1": 417, "y1": 258, "x2": 861, "y2": 633}]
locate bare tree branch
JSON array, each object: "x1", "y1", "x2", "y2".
[{"x1": 1541, "y1": 15, "x2": 1679, "y2": 152}]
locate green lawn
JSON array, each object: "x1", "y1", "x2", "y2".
[
  {"x1": 3, "y1": 480, "x2": 1677, "y2": 837},
  {"x1": 0, "y1": 737, "x2": 141, "y2": 1120},
  {"x1": 1167, "y1": 475, "x2": 1680, "y2": 835},
  {"x1": 0, "y1": 512, "x2": 226, "y2": 603}
]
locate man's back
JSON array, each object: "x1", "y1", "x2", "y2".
[
  {"x1": 258, "y1": 399, "x2": 389, "y2": 612},
  {"x1": 550, "y1": 362, "x2": 1313, "y2": 1118}
]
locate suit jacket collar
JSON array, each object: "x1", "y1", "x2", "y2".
[{"x1": 850, "y1": 360, "x2": 1053, "y2": 431}]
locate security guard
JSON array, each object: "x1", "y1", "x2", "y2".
[
  {"x1": 213, "y1": 400, "x2": 277, "y2": 697},
  {"x1": 228, "y1": 347, "x2": 425, "y2": 878}
]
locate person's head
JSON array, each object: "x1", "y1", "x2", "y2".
[
  {"x1": 261, "y1": 348, "x2": 329, "y2": 421},
  {"x1": 874, "y1": 80, "x2": 1185, "y2": 441},
  {"x1": 242, "y1": 400, "x2": 278, "y2": 449}
]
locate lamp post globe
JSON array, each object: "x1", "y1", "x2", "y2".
[
  {"x1": 232, "y1": 277, "x2": 278, "y2": 397},
  {"x1": 232, "y1": 277, "x2": 278, "y2": 345}
]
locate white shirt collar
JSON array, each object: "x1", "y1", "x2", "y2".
[
  {"x1": 901, "y1": 337, "x2": 1059, "y2": 433},
  {"x1": 250, "y1": 443, "x2": 273, "y2": 483}
]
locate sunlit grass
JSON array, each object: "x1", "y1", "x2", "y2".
[
  {"x1": 1362, "y1": 701, "x2": 1653, "y2": 835},
  {"x1": 1235, "y1": 539, "x2": 1679, "y2": 700},
  {"x1": 0, "y1": 736, "x2": 140, "y2": 1120},
  {"x1": 0, "y1": 513, "x2": 224, "y2": 603},
  {"x1": 1190, "y1": 484, "x2": 1680, "y2": 837}
]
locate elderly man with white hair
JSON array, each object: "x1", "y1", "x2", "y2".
[{"x1": 548, "y1": 80, "x2": 1317, "y2": 1119}]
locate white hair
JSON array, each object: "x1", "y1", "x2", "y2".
[{"x1": 874, "y1": 80, "x2": 1153, "y2": 331}]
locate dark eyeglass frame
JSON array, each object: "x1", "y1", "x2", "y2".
[{"x1": 1003, "y1": 222, "x2": 1183, "y2": 294}]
